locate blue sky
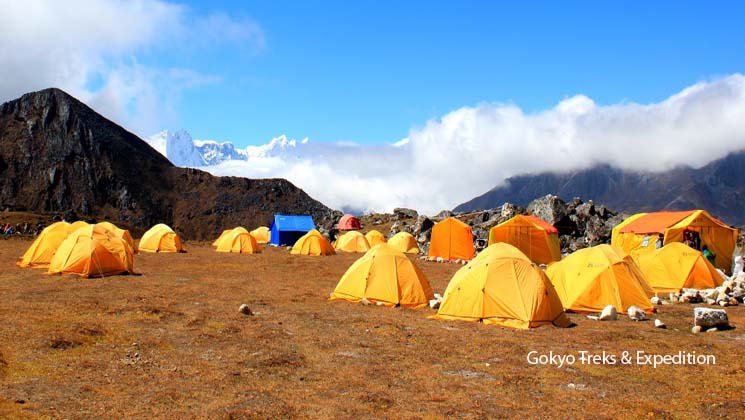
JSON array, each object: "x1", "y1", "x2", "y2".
[{"x1": 144, "y1": 1, "x2": 745, "y2": 145}]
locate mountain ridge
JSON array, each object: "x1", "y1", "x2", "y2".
[
  {"x1": 0, "y1": 88, "x2": 333, "y2": 239},
  {"x1": 454, "y1": 156, "x2": 745, "y2": 225}
]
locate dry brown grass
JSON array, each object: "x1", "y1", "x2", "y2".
[{"x1": 1, "y1": 238, "x2": 745, "y2": 419}]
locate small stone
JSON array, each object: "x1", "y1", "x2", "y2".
[
  {"x1": 719, "y1": 301, "x2": 729, "y2": 307},
  {"x1": 436, "y1": 257, "x2": 444, "y2": 263},
  {"x1": 729, "y1": 298, "x2": 739, "y2": 306},
  {"x1": 706, "y1": 327, "x2": 719, "y2": 333},
  {"x1": 238, "y1": 304, "x2": 252, "y2": 315},
  {"x1": 586, "y1": 315, "x2": 600, "y2": 320},
  {"x1": 599, "y1": 305, "x2": 617, "y2": 321},
  {"x1": 654, "y1": 319, "x2": 666, "y2": 329},
  {"x1": 650, "y1": 296, "x2": 661, "y2": 305},
  {"x1": 691, "y1": 326, "x2": 702, "y2": 334},
  {"x1": 627, "y1": 306, "x2": 646, "y2": 321},
  {"x1": 360, "y1": 298, "x2": 372, "y2": 305}
]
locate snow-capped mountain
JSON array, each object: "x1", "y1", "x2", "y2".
[
  {"x1": 145, "y1": 129, "x2": 307, "y2": 167},
  {"x1": 146, "y1": 130, "x2": 205, "y2": 167}
]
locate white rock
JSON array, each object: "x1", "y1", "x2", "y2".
[
  {"x1": 693, "y1": 307, "x2": 729, "y2": 329},
  {"x1": 599, "y1": 305, "x2": 618, "y2": 321},
  {"x1": 706, "y1": 327, "x2": 719, "y2": 333},
  {"x1": 360, "y1": 298, "x2": 372, "y2": 305},
  {"x1": 654, "y1": 319, "x2": 666, "y2": 329},
  {"x1": 650, "y1": 296, "x2": 661, "y2": 305},
  {"x1": 436, "y1": 257, "x2": 444, "y2": 263},
  {"x1": 691, "y1": 325, "x2": 702, "y2": 334},
  {"x1": 238, "y1": 303, "x2": 252, "y2": 315},
  {"x1": 586, "y1": 315, "x2": 600, "y2": 320},
  {"x1": 702, "y1": 289, "x2": 719, "y2": 300},
  {"x1": 627, "y1": 306, "x2": 646, "y2": 321},
  {"x1": 705, "y1": 298, "x2": 716, "y2": 305}
]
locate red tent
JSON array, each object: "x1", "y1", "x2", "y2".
[{"x1": 337, "y1": 214, "x2": 361, "y2": 231}]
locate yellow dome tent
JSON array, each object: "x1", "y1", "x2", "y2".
[
  {"x1": 330, "y1": 244, "x2": 434, "y2": 308},
  {"x1": 428, "y1": 217, "x2": 474, "y2": 261},
  {"x1": 546, "y1": 245, "x2": 654, "y2": 313},
  {"x1": 139, "y1": 224, "x2": 184, "y2": 253},
  {"x1": 213, "y1": 227, "x2": 248, "y2": 248},
  {"x1": 387, "y1": 231, "x2": 419, "y2": 254},
  {"x1": 633, "y1": 242, "x2": 723, "y2": 294},
  {"x1": 47, "y1": 226, "x2": 135, "y2": 277},
  {"x1": 334, "y1": 231, "x2": 371, "y2": 253},
  {"x1": 212, "y1": 229, "x2": 232, "y2": 247},
  {"x1": 610, "y1": 210, "x2": 738, "y2": 273},
  {"x1": 216, "y1": 228, "x2": 261, "y2": 254},
  {"x1": 17, "y1": 221, "x2": 76, "y2": 268},
  {"x1": 290, "y1": 229, "x2": 335, "y2": 256},
  {"x1": 95, "y1": 221, "x2": 137, "y2": 253},
  {"x1": 250, "y1": 226, "x2": 271, "y2": 244},
  {"x1": 432, "y1": 243, "x2": 570, "y2": 329},
  {"x1": 365, "y1": 230, "x2": 387, "y2": 247},
  {"x1": 488, "y1": 215, "x2": 561, "y2": 264}
]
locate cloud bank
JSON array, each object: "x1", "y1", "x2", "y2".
[
  {"x1": 202, "y1": 74, "x2": 745, "y2": 215},
  {"x1": 0, "y1": 0, "x2": 263, "y2": 136}
]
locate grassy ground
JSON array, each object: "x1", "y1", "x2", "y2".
[{"x1": 1, "y1": 238, "x2": 744, "y2": 419}]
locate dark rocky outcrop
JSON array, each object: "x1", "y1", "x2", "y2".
[
  {"x1": 454, "y1": 158, "x2": 745, "y2": 226},
  {"x1": 0, "y1": 88, "x2": 333, "y2": 239}
]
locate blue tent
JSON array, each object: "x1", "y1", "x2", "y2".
[{"x1": 269, "y1": 215, "x2": 316, "y2": 246}]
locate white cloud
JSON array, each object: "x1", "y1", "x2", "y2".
[
  {"x1": 0, "y1": 0, "x2": 263, "y2": 136},
  {"x1": 201, "y1": 74, "x2": 745, "y2": 215}
]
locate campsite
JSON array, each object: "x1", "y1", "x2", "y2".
[{"x1": 2, "y1": 211, "x2": 745, "y2": 418}]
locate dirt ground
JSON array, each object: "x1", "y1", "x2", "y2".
[{"x1": 1, "y1": 238, "x2": 744, "y2": 419}]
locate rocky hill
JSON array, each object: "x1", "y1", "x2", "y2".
[
  {"x1": 0, "y1": 88, "x2": 334, "y2": 239},
  {"x1": 454, "y1": 158, "x2": 745, "y2": 226}
]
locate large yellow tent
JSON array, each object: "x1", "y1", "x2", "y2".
[
  {"x1": 428, "y1": 217, "x2": 474, "y2": 261},
  {"x1": 334, "y1": 231, "x2": 371, "y2": 253},
  {"x1": 212, "y1": 229, "x2": 232, "y2": 247},
  {"x1": 216, "y1": 228, "x2": 260, "y2": 254},
  {"x1": 290, "y1": 229, "x2": 335, "y2": 256},
  {"x1": 47, "y1": 227, "x2": 134, "y2": 277},
  {"x1": 330, "y1": 244, "x2": 434, "y2": 308},
  {"x1": 250, "y1": 226, "x2": 271, "y2": 244},
  {"x1": 611, "y1": 210, "x2": 738, "y2": 273},
  {"x1": 488, "y1": 215, "x2": 561, "y2": 264},
  {"x1": 213, "y1": 227, "x2": 248, "y2": 248},
  {"x1": 139, "y1": 224, "x2": 184, "y2": 253},
  {"x1": 387, "y1": 231, "x2": 420, "y2": 254},
  {"x1": 633, "y1": 242, "x2": 723, "y2": 294},
  {"x1": 17, "y1": 221, "x2": 76, "y2": 268},
  {"x1": 433, "y1": 243, "x2": 570, "y2": 329},
  {"x1": 546, "y1": 245, "x2": 654, "y2": 313},
  {"x1": 365, "y1": 230, "x2": 387, "y2": 247},
  {"x1": 95, "y1": 221, "x2": 137, "y2": 253}
]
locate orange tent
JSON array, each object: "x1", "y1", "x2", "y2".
[
  {"x1": 47, "y1": 226, "x2": 135, "y2": 277},
  {"x1": 611, "y1": 210, "x2": 738, "y2": 273},
  {"x1": 291, "y1": 230, "x2": 336, "y2": 256},
  {"x1": 334, "y1": 231, "x2": 371, "y2": 253},
  {"x1": 633, "y1": 242, "x2": 723, "y2": 294},
  {"x1": 17, "y1": 221, "x2": 76, "y2": 268},
  {"x1": 330, "y1": 244, "x2": 434, "y2": 308},
  {"x1": 216, "y1": 228, "x2": 261, "y2": 254},
  {"x1": 139, "y1": 224, "x2": 184, "y2": 253},
  {"x1": 428, "y1": 217, "x2": 474, "y2": 261},
  {"x1": 488, "y1": 215, "x2": 560, "y2": 264},
  {"x1": 433, "y1": 243, "x2": 570, "y2": 329},
  {"x1": 250, "y1": 226, "x2": 271, "y2": 244},
  {"x1": 365, "y1": 230, "x2": 387, "y2": 247},
  {"x1": 337, "y1": 214, "x2": 361, "y2": 231},
  {"x1": 387, "y1": 232, "x2": 419, "y2": 254},
  {"x1": 546, "y1": 245, "x2": 654, "y2": 313},
  {"x1": 95, "y1": 221, "x2": 137, "y2": 253}
]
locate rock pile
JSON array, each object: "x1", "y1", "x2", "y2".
[
  {"x1": 668, "y1": 276, "x2": 745, "y2": 307},
  {"x1": 351, "y1": 194, "x2": 625, "y2": 256}
]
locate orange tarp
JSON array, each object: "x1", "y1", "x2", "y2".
[{"x1": 618, "y1": 211, "x2": 695, "y2": 234}]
